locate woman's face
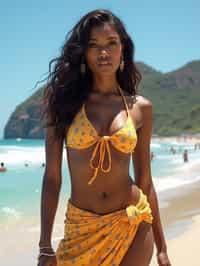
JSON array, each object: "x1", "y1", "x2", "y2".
[{"x1": 85, "y1": 23, "x2": 123, "y2": 76}]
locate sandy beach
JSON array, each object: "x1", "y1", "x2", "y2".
[
  {"x1": 1, "y1": 136, "x2": 200, "y2": 266},
  {"x1": 151, "y1": 215, "x2": 200, "y2": 266},
  {"x1": 1, "y1": 181, "x2": 200, "y2": 266},
  {"x1": 151, "y1": 135, "x2": 200, "y2": 265},
  {"x1": 150, "y1": 180, "x2": 200, "y2": 266},
  {"x1": 165, "y1": 215, "x2": 200, "y2": 266}
]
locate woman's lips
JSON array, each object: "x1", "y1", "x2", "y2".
[{"x1": 97, "y1": 62, "x2": 112, "y2": 66}]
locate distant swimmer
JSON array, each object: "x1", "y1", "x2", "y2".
[
  {"x1": 150, "y1": 152, "x2": 155, "y2": 161},
  {"x1": 0, "y1": 162, "x2": 7, "y2": 172},
  {"x1": 25, "y1": 163, "x2": 29, "y2": 167},
  {"x1": 170, "y1": 146, "x2": 176, "y2": 155},
  {"x1": 41, "y1": 163, "x2": 45, "y2": 167},
  {"x1": 195, "y1": 143, "x2": 200, "y2": 150},
  {"x1": 183, "y1": 149, "x2": 189, "y2": 163}
]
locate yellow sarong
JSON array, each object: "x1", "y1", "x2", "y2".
[{"x1": 56, "y1": 189, "x2": 153, "y2": 266}]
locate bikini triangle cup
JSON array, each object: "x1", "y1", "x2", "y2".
[{"x1": 66, "y1": 86, "x2": 137, "y2": 185}]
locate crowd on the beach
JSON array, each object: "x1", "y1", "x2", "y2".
[
  {"x1": 150, "y1": 142, "x2": 200, "y2": 163},
  {"x1": 1, "y1": 142, "x2": 199, "y2": 172},
  {"x1": 0, "y1": 161, "x2": 45, "y2": 172}
]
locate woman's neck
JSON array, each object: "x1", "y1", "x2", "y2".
[{"x1": 92, "y1": 75, "x2": 119, "y2": 95}]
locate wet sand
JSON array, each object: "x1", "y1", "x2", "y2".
[{"x1": 150, "y1": 180, "x2": 200, "y2": 266}]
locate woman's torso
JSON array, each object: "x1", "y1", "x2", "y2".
[{"x1": 65, "y1": 91, "x2": 143, "y2": 214}]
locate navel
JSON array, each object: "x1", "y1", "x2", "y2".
[{"x1": 101, "y1": 192, "x2": 107, "y2": 199}]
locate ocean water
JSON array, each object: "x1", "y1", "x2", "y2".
[{"x1": 0, "y1": 138, "x2": 200, "y2": 228}]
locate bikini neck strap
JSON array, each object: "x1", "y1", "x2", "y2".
[{"x1": 117, "y1": 86, "x2": 129, "y2": 116}]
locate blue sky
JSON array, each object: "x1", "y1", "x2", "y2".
[{"x1": 0, "y1": 0, "x2": 199, "y2": 138}]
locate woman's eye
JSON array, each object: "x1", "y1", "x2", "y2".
[
  {"x1": 107, "y1": 42, "x2": 118, "y2": 50},
  {"x1": 88, "y1": 43, "x2": 97, "y2": 48},
  {"x1": 87, "y1": 41, "x2": 119, "y2": 51},
  {"x1": 109, "y1": 41, "x2": 117, "y2": 46}
]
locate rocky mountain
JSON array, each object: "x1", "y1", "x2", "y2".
[
  {"x1": 4, "y1": 60, "x2": 200, "y2": 138},
  {"x1": 4, "y1": 89, "x2": 45, "y2": 139}
]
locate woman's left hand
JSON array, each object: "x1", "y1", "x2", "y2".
[{"x1": 157, "y1": 251, "x2": 171, "y2": 266}]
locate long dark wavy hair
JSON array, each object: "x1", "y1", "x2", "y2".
[{"x1": 42, "y1": 9, "x2": 141, "y2": 138}]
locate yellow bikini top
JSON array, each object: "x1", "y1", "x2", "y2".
[{"x1": 66, "y1": 86, "x2": 137, "y2": 185}]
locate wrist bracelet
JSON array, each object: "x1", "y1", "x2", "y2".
[
  {"x1": 39, "y1": 246, "x2": 53, "y2": 250},
  {"x1": 38, "y1": 252, "x2": 56, "y2": 260}
]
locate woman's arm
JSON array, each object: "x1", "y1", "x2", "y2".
[
  {"x1": 39, "y1": 125, "x2": 64, "y2": 248},
  {"x1": 132, "y1": 97, "x2": 171, "y2": 266}
]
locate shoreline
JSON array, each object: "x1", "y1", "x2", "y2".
[
  {"x1": 159, "y1": 179, "x2": 200, "y2": 231},
  {"x1": 150, "y1": 180, "x2": 200, "y2": 265},
  {"x1": 152, "y1": 135, "x2": 200, "y2": 145}
]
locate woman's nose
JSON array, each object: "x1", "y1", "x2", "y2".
[
  {"x1": 98, "y1": 48, "x2": 109, "y2": 58},
  {"x1": 99, "y1": 48, "x2": 107, "y2": 54}
]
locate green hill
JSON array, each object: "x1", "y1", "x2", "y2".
[
  {"x1": 139, "y1": 60, "x2": 200, "y2": 135},
  {"x1": 4, "y1": 60, "x2": 200, "y2": 138}
]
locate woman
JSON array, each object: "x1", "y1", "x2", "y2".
[{"x1": 38, "y1": 9, "x2": 171, "y2": 266}]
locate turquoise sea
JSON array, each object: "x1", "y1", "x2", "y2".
[{"x1": 0, "y1": 138, "x2": 200, "y2": 228}]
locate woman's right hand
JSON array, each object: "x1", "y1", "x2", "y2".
[{"x1": 37, "y1": 255, "x2": 57, "y2": 266}]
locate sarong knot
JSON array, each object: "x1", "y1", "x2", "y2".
[{"x1": 126, "y1": 205, "x2": 142, "y2": 225}]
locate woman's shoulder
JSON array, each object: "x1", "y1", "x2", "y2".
[
  {"x1": 126, "y1": 94, "x2": 153, "y2": 127},
  {"x1": 129, "y1": 94, "x2": 153, "y2": 123},
  {"x1": 134, "y1": 95, "x2": 153, "y2": 126},
  {"x1": 124, "y1": 91, "x2": 152, "y2": 107},
  {"x1": 135, "y1": 94, "x2": 153, "y2": 108}
]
